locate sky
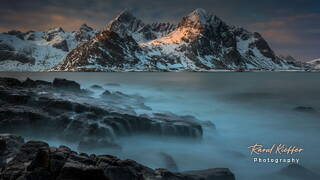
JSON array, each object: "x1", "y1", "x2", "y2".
[{"x1": 0, "y1": 0, "x2": 319, "y2": 61}]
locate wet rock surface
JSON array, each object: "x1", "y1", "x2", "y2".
[
  {"x1": 0, "y1": 134, "x2": 24, "y2": 168},
  {"x1": 0, "y1": 77, "x2": 203, "y2": 150},
  {"x1": 90, "y1": 84, "x2": 104, "y2": 90},
  {"x1": 52, "y1": 78, "x2": 81, "y2": 91},
  {"x1": 0, "y1": 134, "x2": 235, "y2": 180},
  {"x1": 183, "y1": 168, "x2": 236, "y2": 180},
  {"x1": 52, "y1": 39, "x2": 69, "y2": 52},
  {"x1": 293, "y1": 106, "x2": 317, "y2": 113}
]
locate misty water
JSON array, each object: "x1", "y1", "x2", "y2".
[{"x1": 1, "y1": 72, "x2": 320, "y2": 180}]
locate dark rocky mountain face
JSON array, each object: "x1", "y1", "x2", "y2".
[
  {"x1": 53, "y1": 8, "x2": 299, "y2": 71},
  {"x1": 279, "y1": 55, "x2": 296, "y2": 62},
  {"x1": 53, "y1": 30, "x2": 144, "y2": 71},
  {"x1": 143, "y1": 9, "x2": 283, "y2": 70},
  {"x1": 75, "y1": 24, "x2": 96, "y2": 42},
  {"x1": 107, "y1": 10, "x2": 176, "y2": 42}
]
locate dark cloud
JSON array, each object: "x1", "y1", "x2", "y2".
[{"x1": 0, "y1": 0, "x2": 319, "y2": 61}]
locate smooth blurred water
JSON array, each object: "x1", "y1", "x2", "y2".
[{"x1": 1, "y1": 72, "x2": 320, "y2": 180}]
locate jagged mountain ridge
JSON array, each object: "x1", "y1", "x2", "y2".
[
  {"x1": 107, "y1": 10, "x2": 176, "y2": 43},
  {"x1": 0, "y1": 24, "x2": 99, "y2": 71},
  {"x1": 53, "y1": 8, "x2": 299, "y2": 71},
  {"x1": 307, "y1": 58, "x2": 320, "y2": 70}
]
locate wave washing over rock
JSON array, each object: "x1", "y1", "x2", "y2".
[
  {"x1": 0, "y1": 77, "x2": 237, "y2": 180},
  {"x1": 0, "y1": 9, "x2": 306, "y2": 71},
  {"x1": 0, "y1": 77, "x2": 203, "y2": 148}
]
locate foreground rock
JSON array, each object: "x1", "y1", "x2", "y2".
[
  {"x1": 0, "y1": 134, "x2": 235, "y2": 180},
  {"x1": 184, "y1": 169, "x2": 236, "y2": 180},
  {"x1": 52, "y1": 78, "x2": 81, "y2": 91},
  {"x1": 0, "y1": 77, "x2": 203, "y2": 153},
  {"x1": 293, "y1": 106, "x2": 317, "y2": 113},
  {"x1": 0, "y1": 134, "x2": 24, "y2": 168}
]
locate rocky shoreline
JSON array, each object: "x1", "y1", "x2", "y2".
[
  {"x1": 0, "y1": 134, "x2": 235, "y2": 180},
  {"x1": 0, "y1": 77, "x2": 203, "y2": 150},
  {"x1": 0, "y1": 77, "x2": 236, "y2": 179}
]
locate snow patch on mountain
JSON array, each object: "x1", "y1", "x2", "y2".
[
  {"x1": 307, "y1": 58, "x2": 320, "y2": 69},
  {"x1": 51, "y1": 8, "x2": 302, "y2": 71},
  {"x1": 0, "y1": 8, "x2": 304, "y2": 72},
  {"x1": 0, "y1": 25, "x2": 99, "y2": 71},
  {"x1": 107, "y1": 10, "x2": 176, "y2": 43}
]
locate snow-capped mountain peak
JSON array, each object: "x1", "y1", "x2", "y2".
[
  {"x1": 79, "y1": 24, "x2": 94, "y2": 32},
  {"x1": 51, "y1": 9, "x2": 301, "y2": 72},
  {"x1": 187, "y1": 8, "x2": 208, "y2": 24},
  {"x1": 107, "y1": 10, "x2": 145, "y2": 38},
  {"x1": 107, "y1": 10, "x2": 176, "y2": 43},
  {"x1": 0, "y1": 24, "x2": 99, "y2": 71},
  {"x1": 179, "y1": 8, "x2": 222, "y2": 29},
  {"x1": 0, "y1": 8, "x2": 303, "y2": 72}
]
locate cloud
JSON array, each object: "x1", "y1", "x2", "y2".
[
  {"x1": 248, "y1": 13, "x2": 320, "y2": 60},
  {"x1": 260, "y1": 29, "x2": 300, "y2": 43},
  {"x1": 0, "y1": 7, "x2": 106, "y2": 32},
  {"x1": 251, "y1": 13, "x2": 319, "y2": 29}
]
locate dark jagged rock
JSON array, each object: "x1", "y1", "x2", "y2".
[
  {"x1": 6, "y1": 30, "x2": 25, "y2": 40},
  {"x1": 90, "y1": 84, "x2": 104, "y2": 90},
  {"x1": 0, "y1": 134, "x2": 24, "y2": 168},
  {"x1": 0, "y1": 50, "x2": 36, "y2": 64},
  {"x1": 53, "y1": 30, "x2": 143, "y2": 71},
  {"x1": 293, "y1": 106, "x2": 317, "y2": 113},
  {"x1": 43, "y1": 27, "x2": 65, "y2": 42},
  {"x1": 279, "y1": 55, "x2": 296, "y2": 62},
  {"x1": 0, "y1": 43, "x2": 15, "y2": 51},
  {"x1": 0, "y1": 77, "x2": 203, "y2": 147},
  {"x1": 106, "y1": 10, "x2": 175, "y2": 43},
  {"x1": 0, "y1": 141, "x2": 51, "y2": 179},
  {"x1": 25, "y1": 31, "x2": 36, "y2": 41},
  {"x1": 52, "y1": 39, "x2": 69, "y2": 52},
  {"x1": 75, "y1": 24, "x2": 97, "y2": 42},
  {"x1": 52, "y1": 78, "x2": 81, "y2": 91},
  {"x1": 21, "y1": 78, "x2": 52, "y2": 88},
  {"x1": 0, "y1": 136, "x2": 235, "y2": 180},
  {"x1": 101, "y1": 90, "x2": 112, "y2": 96},
  {"x1": 0, "y1": 77, "x2": 22, "y2": 87},
  {"x1": 184, "y1": 168, "x2": 236, "y2": 180}
]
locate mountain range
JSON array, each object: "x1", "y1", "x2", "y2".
[
  {"x1": 307, "y1": 58, "x2": 320, "y2": 70},
  {"x1": 0, "y1": 8, "x2": 307, "y2": 71}
]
